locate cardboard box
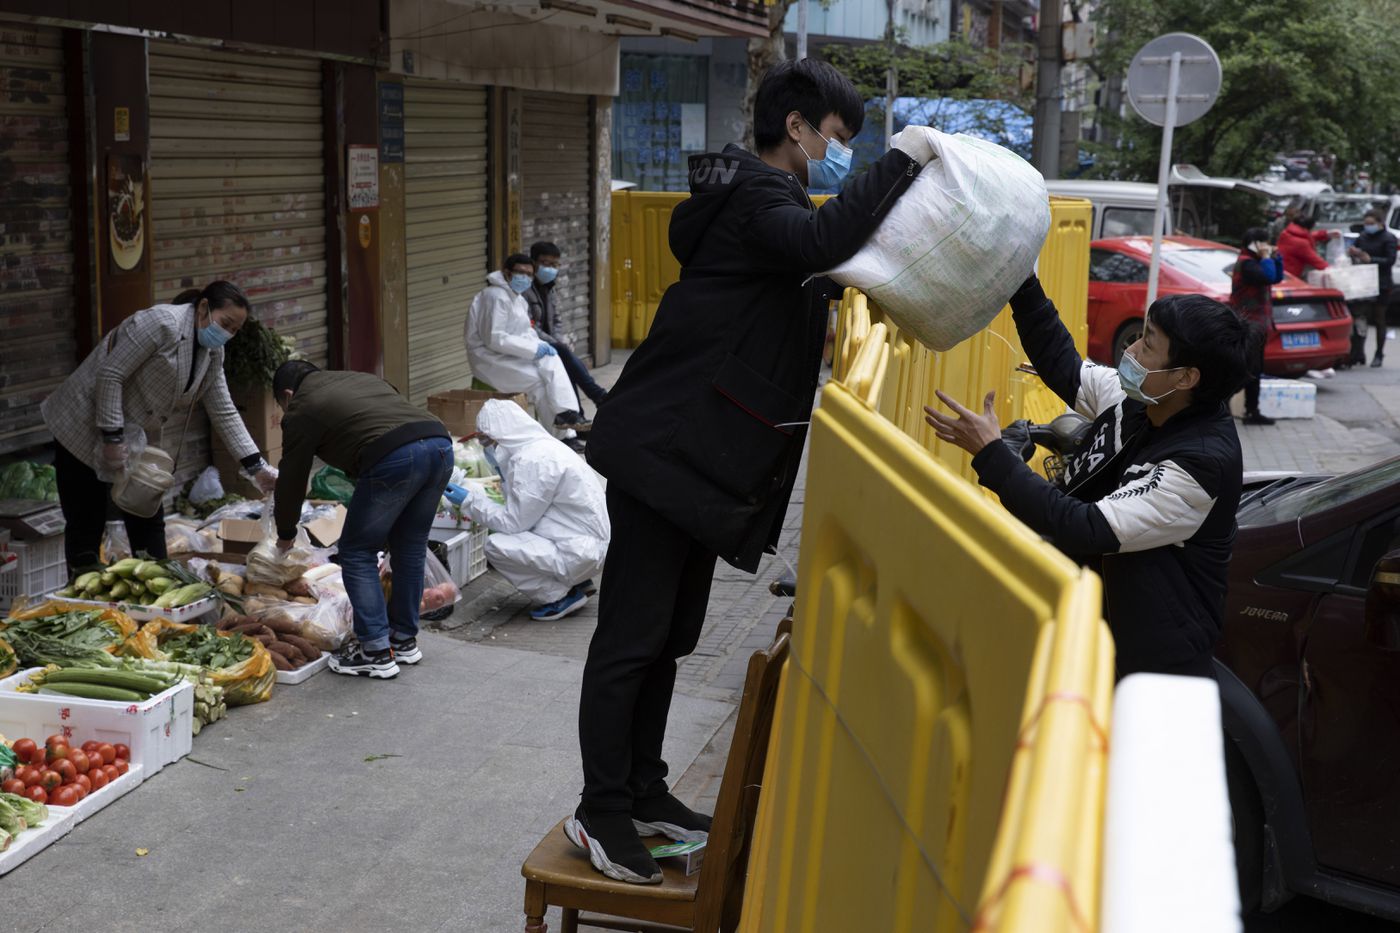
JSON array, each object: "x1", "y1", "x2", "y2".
[
  {"x1": 219, "y1": 518, "x2": 264, "y2": 554},
  {"x1": 229, "y1": 382, "x2": 283, "y2": 450},
  {"x1": 427, "y1": 388, "x2": 529, "y2": 437},
  {"x1": 304, "y1": 504, "x2": 347, "y2": 547}
]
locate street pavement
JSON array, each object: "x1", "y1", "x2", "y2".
[{"x1": 6, "y1": 351, "x2": 1400, "y2": 931}]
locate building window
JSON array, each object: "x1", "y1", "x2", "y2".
[{"x1": 614, "y1": 53, "x2": 709, "y2": 191}]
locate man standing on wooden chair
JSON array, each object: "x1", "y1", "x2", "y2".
[{"x1": 569, "y1": 59, "x2": 925, "y2": 884}]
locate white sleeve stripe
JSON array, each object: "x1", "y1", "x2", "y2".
[
  {"x1": 1076, "y1": 361, "x2": 1127, "y2": 419},
  {"x1": 1095, "y1": 459, "x2": 1216, "y2": 553}
]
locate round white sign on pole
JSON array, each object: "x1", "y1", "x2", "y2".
[{"x1": 1127, "y1": 33, "x2": 1221, "y2": 128}]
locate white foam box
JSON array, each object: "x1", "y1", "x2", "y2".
[
  {"x1": 275, "y1": 651, "x2": 330, "y2": 685},
  {"x1": 1308, "y1": 264, "x2": 1379, "y2": 301},
  {"x1": 51, "y1": 594, "x2": 219, "y2": 623},
  {"x1": 1230, "y1": 379, "x2": 1316, "y2": 420},
  {"x1": 0, "y1": 669, "x2": 193, "y2": 779},
  {"x1": 0, "y1": 806, "x2": 75, "y2": 876},
  {"x1": 50, "y1": 762, "x2": 145, "y2": 825}
]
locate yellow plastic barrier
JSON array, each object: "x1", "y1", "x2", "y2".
[{"x1": 739, "y1": 382, "x2": 1115, "y2": 932}]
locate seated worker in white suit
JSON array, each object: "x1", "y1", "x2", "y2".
[
  {"x1": 455, "y1": 400, "x2": 609, "y2": 621},
  {"x1": 465, "y1": 253, "x2": 588, "y2": 452}
]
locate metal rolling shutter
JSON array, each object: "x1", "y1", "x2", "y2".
[
  {"x1": 0, "y1": 24, "x2": 76, "y2": 455},
  {"x1": 404, "y1": 79, "x2": 489, "y2": 405},
  {"x1": 148, "y1": 43, "x2": 328, "y2": 365},
  {"x1": 522, "y1": 93, "x2": 593, "y2": 362}
]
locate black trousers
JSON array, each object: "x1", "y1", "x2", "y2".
[
  {"x1": 53, "y1": 442, "x2": 167, "y2": 571},
  {"x1": 1243, "y1": 319, "x2": 1267, "y2": 413},
  {"x1": 579, "y1": 485, "x2": 717, "y2": 813}
]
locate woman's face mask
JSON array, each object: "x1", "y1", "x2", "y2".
[
  {"x1": 1364, "y1": 223, "x2": 1382, "y2": 235},
  {"x1": 196, "y1": 302, "x2": 237, "y2": 349}
]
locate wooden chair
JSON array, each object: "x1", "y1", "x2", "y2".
[{"x1": 521, "y1": 630, "x2": 792, "y2": 933}]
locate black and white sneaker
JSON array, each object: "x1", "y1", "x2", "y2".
[
  {"x1": 563, "y1": 806, "x2": 663, "y2": 885},
  {"x1": 631, "y1": 793, "x2": 712, "y2": 844},
  {"x1": 389, "y1": 637, "x2": 423, "y2": 665},
  {"x1": 328, "y1": 643, "x2": 399, "y2": 679}
]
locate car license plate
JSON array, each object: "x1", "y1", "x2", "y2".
[{"x1": 1282, "y1": 331, "x2": 1321, "y2": 349}]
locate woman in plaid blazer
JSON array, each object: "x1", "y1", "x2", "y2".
[{"x1": 41, "y1": 281, "x2": 278, "y2": 569}]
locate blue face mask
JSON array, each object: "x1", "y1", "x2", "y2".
[
  {"x1": 798, "y1": 120, "x2": 853, "y2": 190},
  {"x1": 197, "y1": 319, "x2": 234, "y2": 349},
  {"x1": 483, "y1": 445, "x2": 500, "y2": 474},
  {"x1": 536, "y1": 266, "x2": 559, "y2": 285},
  {"x1": 1118, "y1": 350, "x2": 1182, "y2": 405},
  {"x1": 509, "y1": 273, "x2": 533, "y2": 294},
  {"x1": 1364, "y1": 223, "x2": 1381, "y2": 235}
]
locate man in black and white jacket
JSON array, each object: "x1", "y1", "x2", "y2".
[{"x1": 927, "y1": 276, "x2": 1250, "y2": 679}]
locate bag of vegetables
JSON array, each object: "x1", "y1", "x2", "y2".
[
  {"x1": 124, "y1": 619, "x2": 275, "y2": 705},
  {"x1": 0, "y1": 636, "x2": 16, "y2": 679},
  {"x1": 0, "y1": 603, "x2": 139, "y2": 668}
]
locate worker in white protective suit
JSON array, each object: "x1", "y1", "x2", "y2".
[
  {"x1": 462, "y1": 399, "x2": 609, "y2": 621},
  {"x1": 466, "y1": 253, "x2": 587, "y2": 452}
]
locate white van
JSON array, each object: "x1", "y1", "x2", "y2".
[
  {"x1": 1047, "y1": 167, "x2": 1275, "y2": 245},
  {"x1": 1044, "y1": 179, "x2": 1166, "y2": 239}
]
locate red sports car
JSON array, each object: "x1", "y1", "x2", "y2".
[{"x1": 1087, "y1": 236, "x2": 1352, "y2": 376}]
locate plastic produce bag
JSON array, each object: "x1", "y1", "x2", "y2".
[
  {"x1": 382, "y1": 548, "x2": 460, "y2": 618},
  {"x1": 310, "y1": 466, "x2": 355, "y2": 503},
  {"x1": 827, "y1": 127, "x2": 1051, "y2": 352},
  {"x1": 0, "y1": 461, "x2": 58, "y2": 501},
  {"x1": 452, "y1": 438, "x2": 496, "y2": 478},
  {"x1": 188, "y1": 465, "x2": 225, "y2": 505},
  {"x1": 125, "y1": 618, "x2": 275, "y2": 706},
  {"x1": 241, "y1": 576, "x2": 353, "y2": 652},
  {"x1": 100, "y1": 521, "x2": 131, "y2": 564},
  {"x1": 245, "y1": 511, "x2": 326, "y2": 586},
  {"x1": 1325, "y1": 236, "x2": 1349, "y2": 266},
  {"x1": 165, "y1": 517, "x2": 216, "y2": 555}
]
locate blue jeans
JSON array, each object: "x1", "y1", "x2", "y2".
[
  {"x1": 544, "y1": 331, "x2": 607, "y2": 403},
  {"x1": 338, "y1": 437, "x2": 453, "y2": 652}
]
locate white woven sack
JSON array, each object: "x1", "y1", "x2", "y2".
[{"x1": 828, "y1": 128, "x2": 1051, "y2": 351}]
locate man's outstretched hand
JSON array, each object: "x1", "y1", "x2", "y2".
[{"x1": 924, "y1": 390, "x2": 1003, "y2": 456}]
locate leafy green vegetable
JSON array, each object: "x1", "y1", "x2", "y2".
[
  {"x1": 2, "y1": 610, "x2": 127, "y2": 667},
  {"x1": 223, "y1": 319, "x2": 299, "y2": 389},
  {"x1": 159, "y1": 627, "x2": 254, "y2": 670}
]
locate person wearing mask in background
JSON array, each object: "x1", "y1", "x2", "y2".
[
  {"x1": 1276, "y1": 212, "x2": 1338, "y2": 280},
  {"x1": 572, "y1": 58, "x2": 925, "y2": 885},
  {"x1": 446, "y1": 400, "x2": 609, "y2": 622},
  {"x1": 1229, "y1": 227, "x2": 1285, "y2": 426},
  {"x1": 525, "y1": 241, "x2": 609, "y2": 407},
  {"x1": 466, "y1": 254, "x2": 587, "y2": 451},
  {"x1": 41, "y1": 281, "x2": 277, "y2": 570},
  {"x1": 271, "y1": 361, "x2": 452, "y2": 680},
  {"x1": 1347, "y1": 210, "x2": 1398, "y2": 367}
]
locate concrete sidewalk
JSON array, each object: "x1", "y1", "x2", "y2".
[{"x1": 0, "y1": 634, "x2": 735, "y2": 933}]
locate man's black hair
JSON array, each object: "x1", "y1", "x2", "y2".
[
  {"x1": 1148, "y1": 293, "x2": 1249, "y2": 407},
  {"x1": 273, "y1": 360, "x2": 320, "y2": 397},
  {"x1": 753, "y1": 59, "x2": 864, "y2": 152},
  {"x1": 530, "y1": 241, "x2": 561, "y2": 262},
  {"x1": 504, "y1": 253, "x2": 533, "y2": 271},
  {"x1": 1364, "y1": 209, "x2": 1383, "y2": 224},
  {"x1": 1242, "y1": 226, "x2": 1271, "y2": 248},
  {"x1": 1296, "y1": 213, "x2": 1317, "y2": 229}
]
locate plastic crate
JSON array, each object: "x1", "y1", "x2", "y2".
[
  {"x1": 0, "y1": 669, "x2": 193, "y2": 780},
  {"x1": 0, "y1": 535, "x2": 66, "y2": 614},
  {"x1": 429, "y1": 523, "x2": 489, "y2": 587}
]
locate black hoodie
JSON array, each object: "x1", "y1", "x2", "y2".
[{"x1": 587, "y1": 144, "x2": 918, "y2": 571}]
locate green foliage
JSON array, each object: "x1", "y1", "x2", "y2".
[
  {"x1": 222, "y1": 319, "x2": 299, "y2": 389},
  {"x1": 1089, "y1": 0, "x2": 1400, "y2": 184}
]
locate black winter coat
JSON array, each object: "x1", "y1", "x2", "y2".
[
  {"x1": 586, "y1": 144, "x2": 919, "y2": 571},
  {"x1": 1353, "y1": 228, "x2": 1398, "y2": 293}
]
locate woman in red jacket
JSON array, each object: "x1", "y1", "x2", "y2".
[{"x1": 1276, "y1": 213, "x2": 1338, "y2": 279}]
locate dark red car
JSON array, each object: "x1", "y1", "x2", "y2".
[
  {"x1": 1217, "y1": 459, "x2": 1400, "y2": 918},
  {"x1": 1087, "y1": 236, "x2": 1352, "y2": 375}
]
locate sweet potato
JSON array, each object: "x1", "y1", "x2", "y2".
[
  {"x1": 280, "y1": 633, "x2": 320, "y2": 660},
  {"x1": 245, "y1": 582, "x2": 290, "y2": 599},
  {"x1": 285, "y1": 578, "x2": 314, "y2": 598},
  {"x1": 269, "y1": 652, "x2": 295, "y2": 672},
  {"x1": 260, "y1": 616, "x2": 302, "y2": 637},
  {"x1": 291, "y1": 597, "x2": 317, "y2": 605},
  {"x1": 267, "y1": 641, "x2": 305, "y2": 664}
]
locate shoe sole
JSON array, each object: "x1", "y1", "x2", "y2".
[
  {"x1": 391, "y1": 645, "x2": 423, "y2": 665},
  {"x1": 632, "y1": 819, "x2": 709, "y2": 844},
  {"x1": 531, "y1": 594, "x2": 589, "y2": 622},
  {"x1": 563, "y1": 817, "x2": 663, "y2": 885},
  {"x1": 328, "y1": 658, "x2": 400, "y2": 679}
]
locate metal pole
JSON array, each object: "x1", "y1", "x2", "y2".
[
  {"x1": 1146, "y1": 50, "x2": 1181, "y2": 307},
  {"x1": 797, "y1": 0, "x2": 808, "y2": 60},
  {"x1": 884, "y1": 0, "x2": 896, "y2": 146},
  {"x1": 1031, "y1": 0, "x2": 1062, "y2": 177}
]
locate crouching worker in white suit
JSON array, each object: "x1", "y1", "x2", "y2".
[
  {"x1": 460, "y1": 400, "x2": 609, "y2": 621},
  {"x1": 466, "y1": 253, "x2": 588, "y2": 452}
]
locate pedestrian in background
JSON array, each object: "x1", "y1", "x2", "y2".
[
  {"x1": 41, "y1": 281, "x2": 277, "y2": 569},
  {"x1": 1230, "y1": 227, "x2": 1284, "y2": 426},
  {"x1": 1347, "y1": 210, "x2": 1398, "y2": 367},
  {"x1": 524, "y1": 241, "x2": 609, "y2": 406},
  {"x1": 1276, "y1": 212, "x2": 1337, "y2": 280}
]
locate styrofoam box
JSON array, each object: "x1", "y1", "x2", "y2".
[
  {"x1": 0, "y1": 535, "x2": 67, "y2": 613},
  {"x1": 0, "y1": 806, "x2": 75, "y2": 876},
  {"x1": 0, "y1": 669, "x2": 193, "y2": 779},
  {"x1": 275, "y1": 651, "x2": 330, "y2": 685},
  {"x1": 50, "y1": 762, "x2": 145, "y2": 825},
  {"x1": 1308, "y1": 264, "x2": 1379, "y2": 301},
  {"x1": 52, "y1": 594, "x2": 219, "y2": 623},
  {"x1": 1231, "y1": 379, "x2": 1316, "y2": 420}
]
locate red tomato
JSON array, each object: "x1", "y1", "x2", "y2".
[
  {"x1": 96, "y1": 743, "x2": 116, "y2": 765},
  {"x1": 50, "y1": 785, "x2": 79, "y2": 807},
  {"x1": 113, "y1": 744, "x2": 130, "y2": 761},
  {"x1": 11, "y1": 738, "x2": 36, "y2": 764},
  {"x1": 81, "y1": 741, "x2": 100, "y2": 755},
  {"x1": 14, "y1": 766, "x2": 37, "y2": 787},
  {"x1": 44, "y1": 734, "x2": 66, "y2": 751},
  {"x1": 103, "y1": 764, "x2": 120, "y2": 781},
  {"x1": 68, "y1": 749, "x2": 90, "y2": 774},
  {"x1": 88, "y1": 768, "x2": 108, "y2": 790},
  {"x1": 24, "y1": 785, "x2": 46, "y2": 804},
  {"x1": 39, "y1": 770, "x2": 61, "y2": 791},
  {"x1": 53, "y1": 759, "x2": 76, "y2": 783},
  {"x1": 45, "y1": 743, "x2": 69, "y2": 764},
  {"x1": 0, "y1": 778, "x2": 25, "y2": 795},
  {"x1": 74, "y1": 774, "x2": 91, "y2": 793},
  {"x1": 113, "y1": 758, "x2": 129, "y2": 775}
]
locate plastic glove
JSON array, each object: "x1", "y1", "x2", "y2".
[
  {"x1": 443, "y1": 483, "x2": 471, "y2": 506},
  {"x1": 890, "y1": 127, "x2": 935, "y2": 166},
  {"x1": 252, "y1": 465, "x2": 279, "y2": 495},
  {"x1": 101, "y1": 442, "x2": 129, "y2": 471},
  {"x1": 534, "y1": 343, "x2": 558, "y2": 359}
]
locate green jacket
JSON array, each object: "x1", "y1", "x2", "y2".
[{"x1": 273, "y1": 371, "x2": 447, "y2": 538}]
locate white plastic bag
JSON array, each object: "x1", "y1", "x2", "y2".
[
  {"x1": 246, "y1": 511, "x2": 326, "y2": 586},
  {"x1": 828, "y1": 127, "x2": 1051, "y2": 351},
  {"x1": 188, "y1": 465, "x2": 225, "y2": 505},
  {"x1": 1325, "y1": 236, "x2": 1349, "y2": 266}
]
